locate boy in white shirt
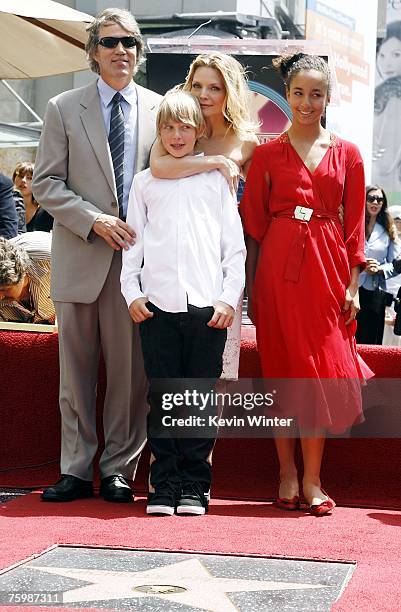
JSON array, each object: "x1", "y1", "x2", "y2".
[{"x1": 121, "y1": 91, "x2": 245, "y2": 515}]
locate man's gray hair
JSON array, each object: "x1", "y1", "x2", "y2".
[
  {"x1": 85, "y1": 8, "x2": 144, "y2": 75},
  {"x1": 0, "y1": 237, "x2": 29, "y2": 287}
]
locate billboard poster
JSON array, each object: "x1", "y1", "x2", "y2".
[
  {"x1": 305, "y1": 0, "x2": 378, "y2": 181},
  {"x1": 385, "y1": 0, "x2": 401, "y2": 25},
  {"x1": 146, "y1": 53, "x2": 292, "y2": 144},
  {"x1": 372, "y1": 1, "x2": 401, "y2": 204}
]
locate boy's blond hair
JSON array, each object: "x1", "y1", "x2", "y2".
[{"x1": 156, "y1": 90, "x2": 206, "y2": 138}]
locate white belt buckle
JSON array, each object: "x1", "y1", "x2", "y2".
[{"x1": 294, "y1": 206, "x2": 313, "y2": 222}]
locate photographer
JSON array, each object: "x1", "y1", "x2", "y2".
[{"x1": 0, "y1": 231, "x2": 54, "y2": 324}]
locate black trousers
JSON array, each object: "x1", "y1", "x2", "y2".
[
  {"x1": 356, "y1": 287, "x2": 385, "y2": 345},
  {"x1": 139, "y1": 303, "x2": 227, "y2": 490}
]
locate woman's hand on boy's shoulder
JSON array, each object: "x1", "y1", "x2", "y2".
[
  {"x1": 129, "y1": 298, "x2": 154, "y2": 323},
  {"x1": 215, "y1": 156, "x2": 240, "y2": 194},
  {"x1": 208, "y1": 301, "x2": 235, "y2": 329}
]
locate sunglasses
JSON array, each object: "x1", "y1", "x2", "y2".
[
  {"x1": 96, "y1": 36, "x2": 137, "y2": 49},
  {"x1": 367, "y1": 194, "x2": 384, "y2": 204}
]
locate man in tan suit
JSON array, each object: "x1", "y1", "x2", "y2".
[{"x1": 33, "y1": 8, "x2": 161, "y2": 502}]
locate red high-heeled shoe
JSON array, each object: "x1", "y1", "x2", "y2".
[
  {"x1": 275, "y1": 495, "x2": 300, "y2": 511},
  {"x1": 309, "y1": 490, "x2": 336, "y2": 516}
]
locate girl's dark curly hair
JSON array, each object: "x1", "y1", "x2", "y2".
[{"x1": 272, "y1": 52, "x2": 332, "y2": 96}]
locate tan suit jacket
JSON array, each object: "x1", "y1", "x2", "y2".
[{"x1": 33, "y1": 80, "x2": 161, "y2": 303}]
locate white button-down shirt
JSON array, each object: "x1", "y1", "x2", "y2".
[
  {"x1": 97, "y1": 77, "x2": 138, "y2": 217},
  {"x1": 121, "y1": 166, "x2": 246, "y2": 313}
]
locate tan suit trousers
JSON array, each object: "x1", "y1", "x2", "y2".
[{"x1": 55, "y1": 251, "x2": 148, "y2": 481}]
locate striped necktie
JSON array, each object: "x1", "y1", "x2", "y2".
[{"x1": 109, "y1": 92, "x2": 125, "y2": 219}]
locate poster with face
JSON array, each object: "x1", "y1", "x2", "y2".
[
  {"x1": 373, "y1": 2, "x2": 401, "y2": 204},
  {"x1": 305, "y1": 0, "x2": 378, "y2": 184}
]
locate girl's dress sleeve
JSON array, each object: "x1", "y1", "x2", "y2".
[
  {"x1": 240, "y1": 146, "x2": 271, "y2": 243},
  {"x1": 343, "y1": 142, "x2": 366, "y2": 270}
]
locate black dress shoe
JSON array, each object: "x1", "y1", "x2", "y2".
[
  {"x1": 100, "y1": 475, "x2": 133, "y2": 503},
  {"x1": 41, "y1": 475, "x2": 94, "y2": 502}
]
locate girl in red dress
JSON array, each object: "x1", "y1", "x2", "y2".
[{"x1": 241, "y1": 52, "x2": 373, "y2": 516}]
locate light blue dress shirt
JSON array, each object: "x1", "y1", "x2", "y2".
[
  {"x1": 359, "y1": 222, "x2": 401, "y2": 290},
  {"x1": 97, "y1": 77, "x2": 138, "y2": 218}
]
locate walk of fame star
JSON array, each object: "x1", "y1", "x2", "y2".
[{"x1": 30, "y1": 557, "x2": 331, "y2": 610}]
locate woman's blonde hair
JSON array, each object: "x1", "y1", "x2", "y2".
[
  {"x1": 183, "y1": 53, "x2": 258, "y2": 139},
  {"x1": 157, "y1": 90, "x2": 206, "y2": 138}
]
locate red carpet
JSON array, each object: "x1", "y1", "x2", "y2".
[
  {"x1": 1, "y1": 328, "x2": 401, "y2": 508},
  {"x1": 1, "y1": 493, "x2": 401, "y2": 611}
]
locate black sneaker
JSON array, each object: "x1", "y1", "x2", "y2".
[
  {"x1": 176, "y1": 482, "x2": 209, "y2": 515},
  {"x1": 146, "y1": 482, "x2": 178, "y2": 516}
]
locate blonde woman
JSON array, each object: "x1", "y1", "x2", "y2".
[{"x1": 151, "y1": 52, "x2": 259, "y2": 378}]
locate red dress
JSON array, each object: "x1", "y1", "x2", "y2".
[{"x1": 240, "y1": 133, "x2": 373, "y2": 431}]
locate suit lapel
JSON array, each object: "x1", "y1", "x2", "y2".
[
  {"x1": 80, "y1": 81, "x2": 116, "y2": 197},
  {"x1": 136, "y1": 85, "x2": 158, "y2": 173}
]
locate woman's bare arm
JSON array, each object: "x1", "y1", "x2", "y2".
[
  {"x1": 150, "y1": 138, "x2": 240, "y2": 191},
  {"x1": 241, "y1": 137, "x2": 259, "y2": 178}
]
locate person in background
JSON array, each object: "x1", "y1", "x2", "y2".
[
  {"x1": 241, "y1": 52, "x2": 373, "y2": 516},
  {"x1": 0, "y1": 173, "x2": 18, "y2": 239},
  {"x1": 0, "y1": 231, "x2": 54, "y2": 324},
  {"x1": 393, "y1": 209, "x2": 401, "y2": 274},
  {"x1": 12, "y1": 188, "x2": 27, "y2": 233},
  {"x1": 32, "y1": 8, "x2": 161, "y2": 503},
  {"x1": 382, "y1": 205, "x2": 401, "y2": 346},
  {"x1": 390, "y1": 205, "x2": 401, "y2": 238},
  {"x1": 13, "y1": 162, "x2": 53, "y2": 233},
  {"x1": 356, "y1": 186, "x2": 401, "y2": 345}
]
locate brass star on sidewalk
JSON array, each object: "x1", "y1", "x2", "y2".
[{"x1": 31, "y1": 557, "x2": 330, "y2": 610}]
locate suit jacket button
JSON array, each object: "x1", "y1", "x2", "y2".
[{"x1": 111, "y1": 201, "x2": 117, "y2": 208}]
